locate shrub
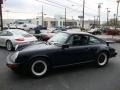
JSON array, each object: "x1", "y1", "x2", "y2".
[{"x1": 106, "y1": 29, "x2": 120, "y2": 35}]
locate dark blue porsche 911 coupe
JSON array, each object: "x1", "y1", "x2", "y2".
[{"x1": 7, "y1": 31, "x2": 117, "y2": 78}]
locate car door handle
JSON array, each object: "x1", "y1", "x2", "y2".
[{"x1": 85, "y1": 47, "x2": 90, "y2": 50}]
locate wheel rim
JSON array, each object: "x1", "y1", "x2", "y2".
[
  {"x1": 31, "y1": 60, "x2": 47, "y2": 76},
  {"x1": 98, "y1": 53, "x2": 107, "y2": 66},
  {"x1": 6, "y1": 41, "x2": 12, "y2": 50}
]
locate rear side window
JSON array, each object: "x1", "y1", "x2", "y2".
[
  {"x1": 7, "y1": 31, "x2": 13, "y2": 36},
  {"x1": 89, "y1": 36, "x2": 102, "y2": 45},
  {"x1": 67, "y1": 34, "x2": 89, "y2": 46}
]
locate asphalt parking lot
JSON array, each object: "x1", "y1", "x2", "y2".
[{"x1": 0, "y1": 43, "x2": 120, "y2": 90}]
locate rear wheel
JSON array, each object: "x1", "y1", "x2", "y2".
[
  {"x1": 6, "y1": 40, "x2": 14, "y2": 51},
  {"x1": 29, "y1": 59, "x2": 48, "y2": 78},
  {"x1": 96, "y1": 52, "x2": 108, "y2": 67}
]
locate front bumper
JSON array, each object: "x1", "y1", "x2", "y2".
[
  {"x1": 109, "y1": 52, "x2": 117, "y2": 58},
  {"x1": 6, "y1": 54, "x2": 19, "y2": 70}
]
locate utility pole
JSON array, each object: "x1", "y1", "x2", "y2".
[
  {"x1": 72, "y1": 16, "x2": 74, "y2": 27},
  {"x1": 98, "y1": 3, "x2": 103, "y2": 28},
  {"x1": 93, "y1": 16, "x2": 96, "y2": 28},
  {"x1": 116, "y1": 0, "x2": 120, "y2": 29},
  {"x1": 65, "y1": 8, "x2": 66, "y2": 28},
  {"x1": 106, "y1": 8, "x2": 110, "y2": 26},
  {"x1": 94, "y1": 16, "x2": 96, "y2": 25},
  {"x1": 41, "y1": 5, "x2": 44, "y2": 27},
  {"x1": 114, "y1": 14, "x2": 116, "y2": 26},
  {"x1": 82, "y1": 0, "x2": 85, "y2": 29},
  {"x1": 0, "y1": 0, "x2": 3, "y2": 31}
]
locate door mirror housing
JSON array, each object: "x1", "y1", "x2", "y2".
[
  {"x1": 106, "y1": 41, "x2": 115, "y2": 46},
  {"x1": 62, "y1": 44, "x2": 69, "y2": 49}
]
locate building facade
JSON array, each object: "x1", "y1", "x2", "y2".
[{"x1": 2, "y1": 16, "x2": 95, "y2": 29}]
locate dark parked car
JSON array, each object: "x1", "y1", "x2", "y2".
[{"x1": 7, "y1": 31, "x2": 117, "y2": 78}]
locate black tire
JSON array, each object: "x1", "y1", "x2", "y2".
[
  {"x1": 38, "y1": 37, "x2": 43, "y2": 41},
  {"x1": 95, "y1": 52, "x2": 108, "y2": 67},
  {"x1": 28, "y1": 58, "x2": 48, "y2": 78},
  {"x1": 6, "y1": 40, "x2": 14, "y2": 51}
]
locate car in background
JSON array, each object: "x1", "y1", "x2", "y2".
[
  {"x1": 35, "y1": 29, "x2": 63, "y2": 41},
  {"x1": 17, "y1": 24, "x2": 37, "y2": 31},
  {"x1": 0, "y1": 29, "x2": 37, "y2": 51},
  {"x1": 7, "y1": 31, "x2": 117, "y2": 78},
  {"x1": 55, "y1": 26, "x2": 66, "y2": 31},
  {"x1": 3, "y1": 24, "x2": 17, "y2": 30},
  {"x1": 88, "y1": 28, "x2": 102, "y2": 35},
  {"x1": 66, "y1": 26, "x2": 72, "y2": 29}
]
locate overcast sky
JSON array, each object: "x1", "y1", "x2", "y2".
[{"x1": 2, "y1": 0, "x2": 119, "y2": 21}]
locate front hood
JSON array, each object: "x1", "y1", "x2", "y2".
[{"x1": 19, "y1": 42, "x2": 56, "y2": 52}]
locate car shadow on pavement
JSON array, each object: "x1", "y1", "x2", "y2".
[
  {"x1": 0, "y1": 47, "x2": 12, "y2": 52},
  {"x1": 48, "y1": 63, "x2": 96, "y2": 76},
  {"x1": 5, "y1": 61, "x2": 114, "y2": 81}
]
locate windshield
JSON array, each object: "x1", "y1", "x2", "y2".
[
  {"x1": 10, "y1": 30, "x2": 29, "y2": 35},
  {"x1": 48, "y1": 32, "x2": 69, "y2": 45}
]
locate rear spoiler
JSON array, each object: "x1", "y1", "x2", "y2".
[{"x1": 106, "y1": 40, "x2": 115, "y2": 46}]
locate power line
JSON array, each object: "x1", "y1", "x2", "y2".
[
  {"x1": 35, "y1": 0, "x2": 63, "y2": 9},
  {"x1": 35, "y1": 0, "x2": 83, "y2": 14},
  {"x1": 45, "y1": 0, "x2": 82, "y2": 12},
  {"x1": 66, "y1": 0, "x2": 97, "y2": 12},
  {"x1": 44, "y1": 0, "x2": 96, "y2": 17},
  {"x1": 66, "y1": 0, "x2": 83, "y2": 7},
  {"x1": 2, "y1": 11, "x2": 38, "y2": 14}
]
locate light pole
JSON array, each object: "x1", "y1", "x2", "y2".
[
  {"x1": 41, "y1": 5, "x2": 44, "y2": 27},
  {"x1": 98, "y1": 3, "x2": 103, "y2": 28},
  {"x1": 82, "y1": 0, "x2": 85, "y2": 29},
  {"x1": 65, "y1": 8, "x2": 66, "y2": 28},
  {"x1": 116, "y1": 0, "x2": 120, "y2": 29},
  {"x1": 0, "y1": 0, "x2": 3, "y2": 31},
  {"x1": 106, "y1": 8, "x2": 110, "y2": 26}
]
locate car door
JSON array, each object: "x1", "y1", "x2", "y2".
[
  {"x1": 0, "y1": 31, "x2": 8, "y2": 46},
  {"x1": 51, "y1": 34, "x2": 92, "y2": 66},
  {"x1": 66, "y1": 34, "x2": 93, "y2": 63}
]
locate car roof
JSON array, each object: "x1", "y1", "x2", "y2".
[
  {"x1": 5, "y1": 29, "x2": 29, "y2": 35},
  {"x1": 6, "y1": 29, "x2": 23, "y2": 32},
  {"x1": 63, "y1": 30, "x2": 91, "y2": 35}
]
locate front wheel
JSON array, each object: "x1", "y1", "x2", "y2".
[
  {"x1": 6, "y1": 40, "x2": 14, "y2": 51},
  {"x1": 29, "y1": 59, "x2": 48, "y2": 78},
  {"x1": 96, "y1": 52, "x2": 108, "y2": 67}
]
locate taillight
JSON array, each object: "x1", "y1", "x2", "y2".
[{"x1": 15, "y1": 38, "x2": 24, "y2": 41}]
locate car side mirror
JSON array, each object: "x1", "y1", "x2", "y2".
[
  {"x1": 62, "y1": 44, "x2": 69, "y2": 49},
  {"x1": 106, "y1": 41, "x2": 115, "y2": 46}
]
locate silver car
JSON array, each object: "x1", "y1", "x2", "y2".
[{"x1": 0, "y1": 29, "x2": 38, "y2": 51}]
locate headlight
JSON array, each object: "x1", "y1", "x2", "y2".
[{"x1": 10, "y1": 52, "x2": 19, "y2": 62}]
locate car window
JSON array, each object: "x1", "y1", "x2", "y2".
[
  {"x1": 89, "y1": 36, "x2": 101, "y2": 45},
  {"x1": 7, "y1": 31, "x2": 13, "y2": 36},
  {"x1": 48, "y1": 32, "x2": 69, "y2": 45},
  {"x1": 67, "y1": 35, "x2": 89, "y2": 46},
  {"x1": 0, "y1": 31, "x2": 8, "y2": 36}
]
